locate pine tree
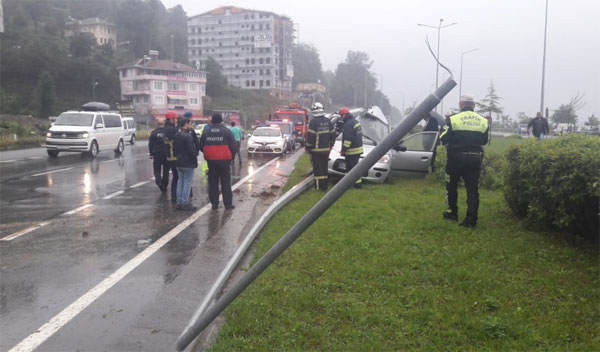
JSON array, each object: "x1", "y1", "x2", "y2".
[{"x1": 476, "y1": 81, "x2": 503, "y2": 121}]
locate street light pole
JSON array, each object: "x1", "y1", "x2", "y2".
[
  {"x1": 170, "y1": 34, "x2": 175, "y2": 62},
  {"x1": 459, "y1": 48, "x2": 479, "y2": 98},
  {"x1": 92, "y1": 78, "x2": 99, "y2": 101},
  {"x1": 417, "y1": 19, "x2": 457, "y2": 111},
  {"x1": 540, "y1": 0, "x2": 549, "y2": 114}
]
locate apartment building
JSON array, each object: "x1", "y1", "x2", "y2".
[
  {"x1": 65, "y1": 17, "x2": 117, "y2": 47},
  {"x1": 117, "y1": 52, "x2": 207, "y2": 119},
  {"x1": 187, "y1": 6, "x2": 294, "y2": 97}
]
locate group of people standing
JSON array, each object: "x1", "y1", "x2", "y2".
[
  {"x1": 149, "y1": 112, "x2": 239, "y2": 211},
  {"x1": 305, "y1": 102, "x2": 364, "y2": 191}
]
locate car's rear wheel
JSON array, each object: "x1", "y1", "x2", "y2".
[
  {"x1": 130, "y1": 134, "x2": 136, "y2": 145},
  {"x1": 88, "y1": 140, "x2": 99, "y2": 158},
  {"x1": 115, "y1": 139, "x2": 124, "y2": 155},
  {"x1": 47, "y1": 150, "x2": 59, "y2": 157}
]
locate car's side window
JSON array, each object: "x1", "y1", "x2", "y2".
[
  {"x1": 94, "y1": 115, "x2": 104, "y2": 128},
  {"x1": 102, "y1": 114, "x2": 122, "y2": 128},
  {"x1": 401, "y1": 132, "x2": 438, "y2": 152}
]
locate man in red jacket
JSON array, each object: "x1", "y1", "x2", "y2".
[{"x1": 199, "y1": 114, "x2": 236, "y2": 210}]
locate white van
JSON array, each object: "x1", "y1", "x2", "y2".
[
  {"x1": 122, "y1": 117, "x2": 136, "y2": 144},
  {"x1": 45, "y1": 102, "x2": 125, "y2": 158}
]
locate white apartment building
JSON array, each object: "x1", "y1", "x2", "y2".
[
  {"x1": 187, "y1": 6, "x2": 294, "y2": 97},
  {"x1": 65, "y1": 17, "x2": 117, "y2": 47},
  {"x1": 118, "y1": 53, "x2": 207, "y2": 119}
]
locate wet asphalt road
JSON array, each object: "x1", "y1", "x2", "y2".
[{"x1": 0, "y1": 142, "x2": 302, "y2": 351}]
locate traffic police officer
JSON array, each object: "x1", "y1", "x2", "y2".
[
  {"x1": 199, "y1": 114, "x2": 236, "y2": 210},
  {"x1": 339, "y1": 107, "x2": 364, "y2": 189},
  {"x1": 439, "y1": 94, "x2": 489, "y2": 228},
  {"x1": 306, "y1": 102, "x2": 336, "y2": 191},
  {"x1": 149, "y1": 118, "x2": 170, "y2": 192}
]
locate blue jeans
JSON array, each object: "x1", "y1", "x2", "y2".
[{"x1": 176, "y1": 167, "x2": 195, "y2": 205}]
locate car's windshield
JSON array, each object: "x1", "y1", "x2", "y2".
[
  {"x1": 358, "y1": 114, "x2": 388, "y2": 144},
  {"x1": 271, "y1": 124, "x2": 291, "y2": 134},
  {"x1": 253, "y1": 128, "x2": 280, "y2": 137},
  {"x1": 54, "y1": 113, "x2": 94, "y2": 126}
]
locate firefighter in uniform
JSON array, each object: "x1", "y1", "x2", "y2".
[
  {"x1": 306, "y1": 102, "x2": 336, "y2": 191},
  {"x1": 199, "y1": 114, "x2": 236, "y2": 210},
  {"x1": 439, "y1": 94, "x2": 489, "y2": 228},
  {"x1": 338, "y1": 107, "x2": 364, "y2": 189},
  {"x1": 164, "y1": 111, "x2": 179, "y2": 202}
]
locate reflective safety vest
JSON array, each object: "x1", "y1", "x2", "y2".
[
  {"x1": 306, "y1": 116, "x2": 336, "y2": 154},
  {"x1": 440, "y1": 110, "x2": 489, "y2": 153},
  {"x1": 341, "y1": 116, "x2": 363, "y2": 155}
]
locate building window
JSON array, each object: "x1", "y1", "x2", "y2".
[
  {"x1": 121, "y1": 69, "x2": 127, "y2": 77},
  {"x1": 154, "y1": 95, "x2": 164, "y2": 104},
  {"x1": 251, "y1": 80, "x2": 255, "y2": 87},
  {"x1": 168, "y1": 83, "x2": 181, "y2": 91},
  {"x1": 259, "y1": 24, "x2": 263, "y2": 30},
  {"x1": 259, "y1": 58, "x2": 263, "y2": 64},
  {"x1": 218, "y1": 20, "x2": 222, "y2": 24},
  {"x1": 134, "y1": 96, "x2": 139, "y2": 103},
  {"x1": 189, "y1": 98, "x2": 199, "y2": 105},
  {"x1": 259, "y1": 80, "x2": 263, "y2": 87},
  {"x1": 266, "y1": 57, "x2": 271, "y2": 64},
  {"x1": 259, "y1": 69, "x2": 263, "y2": 75},
  {"x1": 143, "y1": 96, "x2": 149, "y2": 103},
  {"x1": 266, "y1": 80, "x2": 270, "y2": 87},
  {"x1": 246, "y1": 80, "x2": 250, "y2": 87},
  {"x1": 266, "y1": 24, "x2": 270, "y2": 30},
  {"x1": 235, "y1": 75, "x2": 239, "y2": 79},
  {"x1": 127, "y1": 81, "x2": 133, "y2": 91},
  {"x1": 251, "y1": 58, "x2": 255, "y2": 64},
  {"x1": 153, "y1": 81, "x2": 164, "y2": 90},
  {"x1": 189, "y1": 83, "x2": 198, "y2": 92},
  {"x1": 246, "y1": 58, "x2": 250, "y2": 65},
  {"x1": 266, "y1": 69, "x2": 271, "y2": 75}
]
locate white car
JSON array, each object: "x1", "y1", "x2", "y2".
[
  {"x1": 328, "y1": 106, "x2": 392, "y2": 183},
  {"x1": 328, "y1": 106, "x2": 440, "y2": 183},
  {"x1": 247, "y1": 127, "x2": 287, "y2": 158},
  {"x1": 122, "y1": 117, "x2": 136, "y2": 144},
  {"x1": 45, "y1": 102, "x2": 125, "y2": 158}
]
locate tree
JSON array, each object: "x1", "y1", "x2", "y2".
[
  {"x1": 205, "y1": 57, "x2": 228, "y2": 97},
  {"x1": 476, "y1": 81, "x2": 503, "y2": 120},
  {"x1": 292, "y1": 42, "x2": 323, "y2": 87},
  {"x1": 35, "y1": 71, "x2": 56, "y2": 119},
  {"x1": 517, "y1": 112, "x2": 530, "y2": 124},
  {"x1": 330, "y1": 51, "x2": 374, "y2": 108},
  {"x1": 551, "y1": 93, "x2": 586, "y2": 126},
  {"x1": 70, "y1": 32, "x2": 97, "y2": 57},
  {"x1": 584, "y1": 114, "x2": 599, "y2": 128}
]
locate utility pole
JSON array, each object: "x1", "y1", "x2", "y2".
[
  {"x1": 417, "y1": 19, "x2": 457, "y2": 111},
  {"x1": 170, "y1": 34, "x2": 175, "y2": 62},
  {"x1": 459, "y1": 48, "x2": 479, "y2": 98},
  {"x1": 364, "y1": 69, "x2": 368, "y2": 107},
  {"x1": 540, "y1": 0, "x2": 549, "y2": 114}
]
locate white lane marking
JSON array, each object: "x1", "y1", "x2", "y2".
[
  {"x1": 31, "y1": 167, "x2": 73, "y2": 177},
  {"x1": 8, "y1": 157, "x2": 279, "y2": 352},
  {"x1": 1, "y1": 221, "x2": 52, "y2": 242},
  {"x1": 0, "y1": 160, "x2": 17, "y2": 163},
  {"x1": 130, "y1": 181, "x2": 149, "y2": 188},
  {"x1": 100, "y1": 159, "x2": 117, "y2": 164},
  {"x1": 103, "y1": 190, "x2": 124, "y2": 200},
  {"x1": 61, "y1": 204, "x2": 94, "y2": 216},
  {"x1": 27, "y1": 157, "x2": 44, "y2": 160}
]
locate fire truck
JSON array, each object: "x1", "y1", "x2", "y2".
[{"x1": 271, "y1": 104, "x2": 309, "y2": 146}]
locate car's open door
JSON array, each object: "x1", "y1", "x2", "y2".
[{"x1": 391, "y1": 131, "x2": 439, "y2": 177}]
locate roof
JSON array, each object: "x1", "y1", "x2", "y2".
[
  {"x1": 189, "y1": 6, "x2": 290, "y2": 21},
  {"x1": 66, "y1": 17, "x2": 116, "y2": 27},
  {"x1": 118, "y1": 59, "x2": 198, "y2": 72}
]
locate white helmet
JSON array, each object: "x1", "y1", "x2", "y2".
[
  {"x1": 459, "y1": 94, "x2": 475, "y2": 104},
  {"x1": 311, "y1": 102, "x2": 324, "y2": 113}
]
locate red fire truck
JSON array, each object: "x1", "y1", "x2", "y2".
[{"x1": 271, "y1": 104, "x2": 309, "y2": 146}]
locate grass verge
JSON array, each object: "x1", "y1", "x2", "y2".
[{"x1": 210, "y1": 154, "x2": 599, "y2": 351}]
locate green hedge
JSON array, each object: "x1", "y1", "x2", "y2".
[
  {"x1": 504, "y1": 134, "x2": 600, "y2": 241},
  {"x1": 433, "y1": 146, "x2": 506, "y2": 190}
]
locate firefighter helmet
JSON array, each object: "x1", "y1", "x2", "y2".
[
  {"x1": 165, "y1": 111, "x2": 177, "y2": 119},
  {"x1": 311, "y1": 102, "x2": 324, "y2": 113},
  {"x1": 338, "y1": 107, "x2": 350, "y2": 116}
]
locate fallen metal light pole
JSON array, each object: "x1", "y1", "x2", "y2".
[{"x1": 176, "y1": 78, "x2": 457, "y2": 351}]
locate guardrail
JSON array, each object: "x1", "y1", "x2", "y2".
[{"x1": 181, "y1": 175, "x2": 315, "y2": 351}]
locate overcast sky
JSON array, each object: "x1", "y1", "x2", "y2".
[{"x1": 162, "y1": 0, "x2": 599, "y2": 123}]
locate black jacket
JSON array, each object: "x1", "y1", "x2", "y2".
[
  {"x1": 341, "y1": 115, "x2": 363, "y2": 155},
  {"x1": 174, "y1": 130, "x2": 198, "y2": 168},
  {"x1": 149, "y1": 125, "x2": 178, "y2": 159},
  {"x1": 306, "y1": 115, "x2": 336, "y2": 154},
  {"x1": 424, "y1": 117, "x2": 439, "y2": 132},
  {"x1": 527, "y1": 117, "x2": 549, "y2": 137}
]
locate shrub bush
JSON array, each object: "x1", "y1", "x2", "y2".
[
  {"x1": 504, "y1": 134, "x2": 600, "y2": 241},
  {"x1": 433, "y1": 146, "x2": 505, "y2": 190}
]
